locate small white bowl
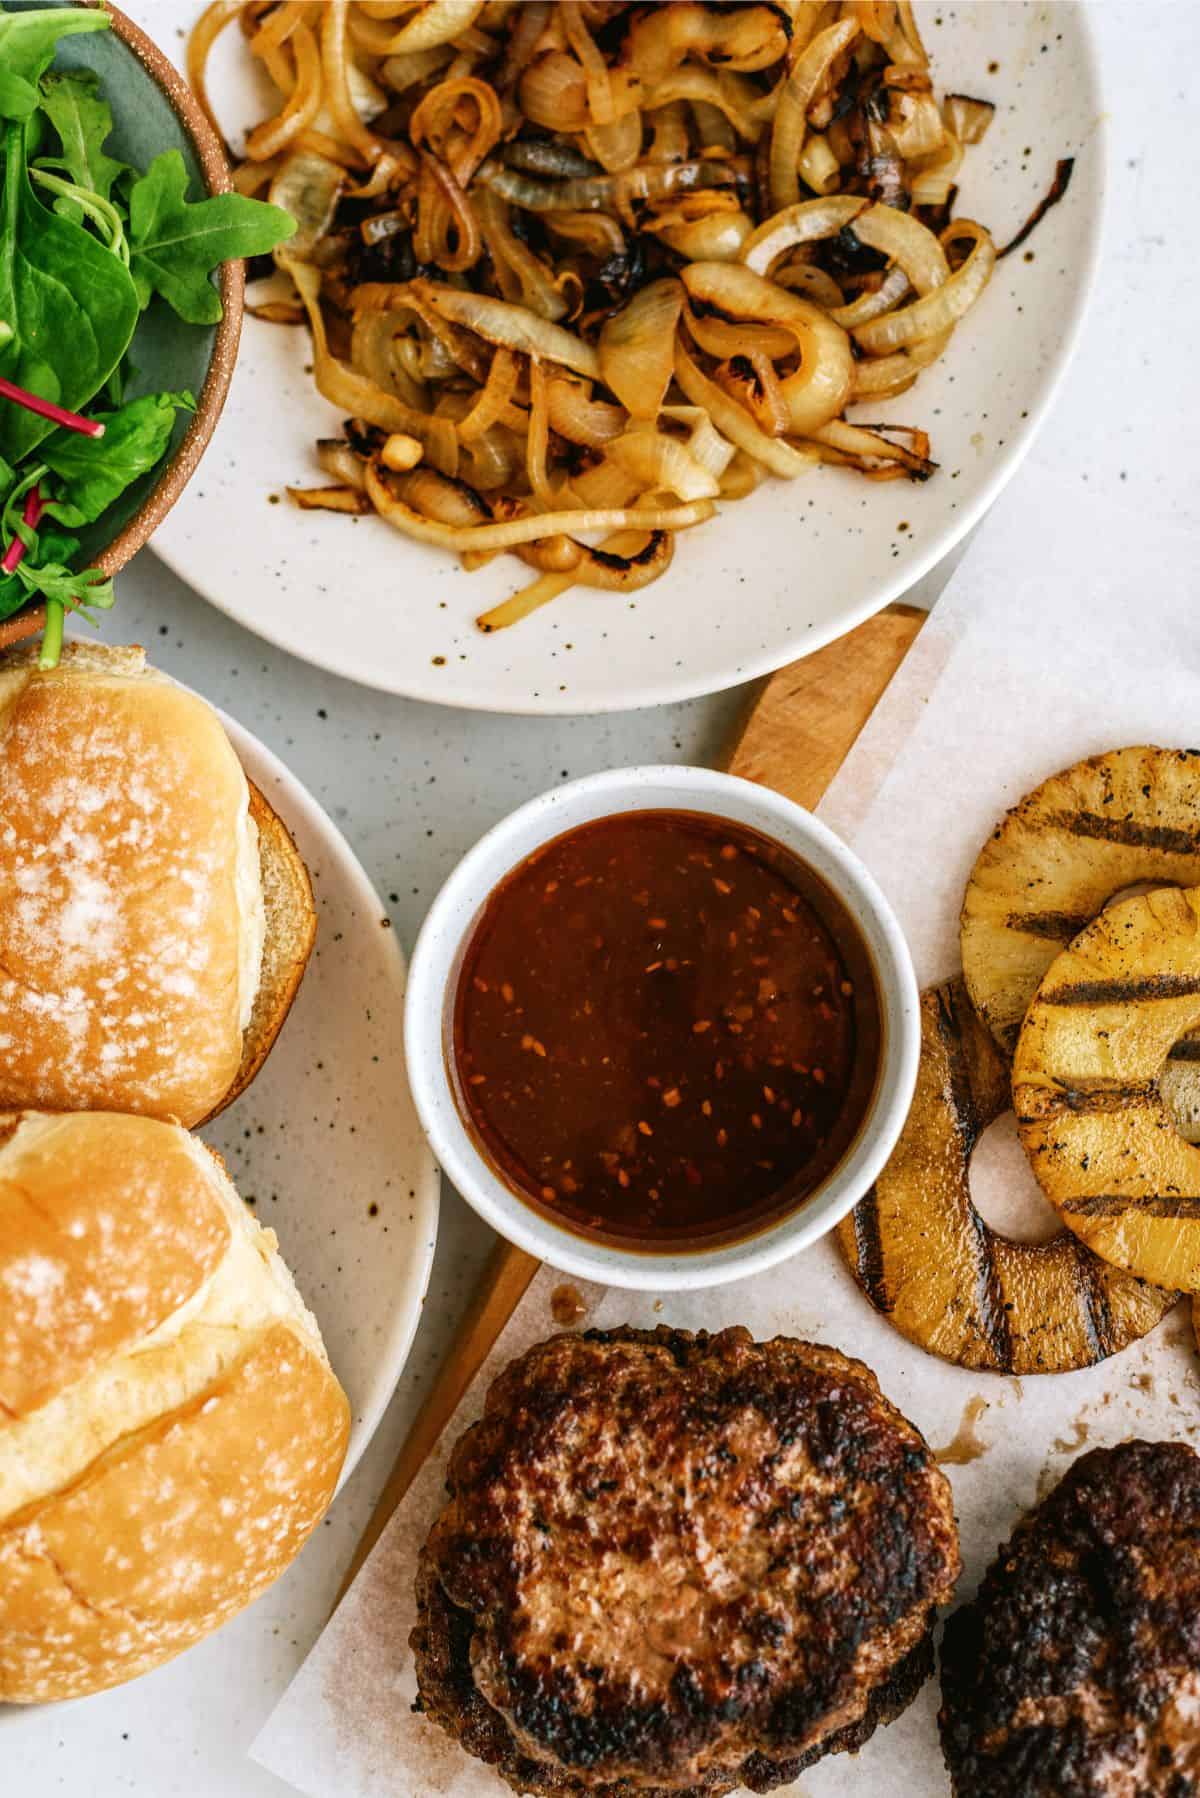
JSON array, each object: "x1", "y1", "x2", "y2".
[{"x1": 405, "y1": 767, "x2": 919, "y2": 1291}]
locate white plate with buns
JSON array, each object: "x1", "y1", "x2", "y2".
[
  {"x1": 0, "y1": 646, "x2": 439, "y2": 1587},
  {"x1": 208, "y1": 706, "x2": 440, "y2": 1485}
]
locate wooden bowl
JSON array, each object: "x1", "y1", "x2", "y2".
[{"x1": 2, "y1": 0, "x2": 244, "y2": 646}]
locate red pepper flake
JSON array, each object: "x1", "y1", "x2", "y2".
[
  {"x1": 645, "y1": 960, "x2": 663, "y2": 972},
  {"x1": 720, "y1": 844, "x2": 738, "y2": 860},
  {"x1": 544, "y1": 880, "x2": 559, "y2": 895},
  {"x1": 781, "y1": 907, "x2": 799, "y2": 924},
  {"x1": 840, "y1": 979, "x2": 854, "y2": 995},
  {"x1": 728, "y1": 930, "x2": 738, "y2": 948},
  {"x1": 713, "y1": 878, "x2": 732, "y2": 895},
  {"x1": 469, "y1": 1074, "x2": 487, "y2": 1086},
  {"x1": 638, "y1": 1119, "x2": 653, "y2": 1136},
  {"x1": 541, "y1": 1185, "x2": 557, "y2": 1201},
  {"x1": 812, "y1": 1067, "x2": 826, "y2": 1084},
  {"x1": 649, "y1": 916, "x2": 667, "y2": 928},
  {"x1": 693, "y1": 1019, "x2": 712, "y2": 1034},
  {"x1": 662, "y1": 1088, "x2": 682, "y2": 1109},
  {"x1": 717, "y1": 1128, "x2": 729, "y2": 1147},
  {"x1": 617, "y1": 1169, "x2": 630, "y2": 1188},
  {"x1": 501, "y1": 982, "x2": 515, "y2": 1003},
  {"x1": 791, "y1": 1108, "x2": 803, "y2": 1127},
  {"x1": 521, "y1": 1034, "x2": 548, "y2": 1058},
  {"x1": 701, "y1": 1099, "x2": 712, "y2": 1117},
  {"x1": 751, "y1": 1113, "x2": 763, "y2": 1130},
  {"x1": 763, "y1": 1085, "x2": 776, "y2": 1104},
  {"x1": 473, "y1": 976, "x2": 489, "y2": 993}
]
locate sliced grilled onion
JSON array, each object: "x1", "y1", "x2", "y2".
[
  {"x1": 268, "y1": 151, "x2": 344, "y2": 259},
  {"x1": 607, "y1": 425, "x2": 721, "y2": 502},
  {"x1": 853, "y1": 221, "x2": 995, "y2": 352},
  {"x1": 545, "y1": 377, "x2": 626, "y2": 448},
  {"x1": 769, "y1": 19, "x2": 859, "y2": 215},
  {"x1": 673, "y1": 339, "x2": 817, "y2": 480},
  {"x1": 681, "y1": 261, "x2": 854, "y2": 436},
  {"x1": 479, "y1": 529, "x2": 676, "y2": 631},
  {"x1": 372, "y1": 0, "x2": 485, "y2": 57},
  {"x1": 408, "y1": 281, "x2": 601, "y2": 378},
  {"x1": 365, "y1": 460, "x2": 715, "y2": 549},
  {"x1": 310, "y1": 442, "x2": 361, "y2": 493},
  {"x1": 944, "y1": 93, "x2": 996, "y2": 144},
  {"x1": 656, "y1": 207, "x2": 753, "y2": 262},
  {"x1": 598, "y1": 278, "x2": 683, "y2": 420},
  {"x1": 286, "y1": 258, "x2": 459, "y2": 474},
  {"x1": 458, "y1": 346, "x2": 519, "y2": 442},
  {"x1": 287, "y1": 484, "x2": 371, "y2": 513}
]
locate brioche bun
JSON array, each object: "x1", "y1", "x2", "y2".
[
  {"x1": 0, "y1": 643, "x2": 315, "y2": 1125},
  {"x1": 0, "y1": 1109, "x2": 349, "y2": 1703}
]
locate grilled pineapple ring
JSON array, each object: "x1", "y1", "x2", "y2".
[
  {"x1": 1015, "y1": 885, "x2": 1200, "y2": 1293},
  {"x1": 962, "y1": 747, "x2": 1200, "y2": 1058},
  {"x1": 837, "y1": 976, "x2": 1174, "y2": 1373}
]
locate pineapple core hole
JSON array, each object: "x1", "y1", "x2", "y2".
[
  {"x1": 1159, "y1": 1053, "x2": 1200, "y2": 1145},
  {"x1": 969, "y1": 1112, "x2": 1062, "y2": 1244}
]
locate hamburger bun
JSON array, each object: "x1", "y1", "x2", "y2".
[
  {"x1": 0, "y1": 642, "x2": 315, "y2": 1125},
  {"x1": 0, "y1": 1109, "x2": 350, "y2": 1703}
]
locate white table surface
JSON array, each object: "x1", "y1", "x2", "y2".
[{"x1": 6, "y1": 2, "x2": 1195, "y2": 1792}]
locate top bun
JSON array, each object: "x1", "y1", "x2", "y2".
[{"x1": 0, "y1": 643, "x2": 310, "y2": 1125}]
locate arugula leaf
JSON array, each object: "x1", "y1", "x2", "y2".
[
  {"x1": 0, "y1": 70, "x2": 39, "y2": 124},
  {"x1": 37, "y1": 71, "x2": 125, "y2": 203},
  {"x1": 127, "y1": 150, "x2": 295, "y2": 324},
  {"x1": 0, "y1": 9, "x2": 110, "y2": 93},
  {"x1": 41, "y1": 389, "x2": 194, "y2": 525},
  {"x1": 0, "y1": 120, "x2": 139, "y2": 462}
]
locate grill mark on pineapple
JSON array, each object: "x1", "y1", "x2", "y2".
[
  {"x1": 1039, "y1": 973, "x2": 1200, "y2": 1009},
  {"x1": 1006, "y1": 910, "x2": 1092, "y2": 943},
  {"x1": 934, "y1": 984, "x2": 1014, "y2": 1371},
  {"x1": 1167, "y1": 1036, "x2": 1200, "y2": 1061},
  {"x1": 1045, "y1": 808, "x2": 1200, "y2": 856},
  {"x1": 850, "y1": 1190, "x2": 891, "y2": 1313},
  {"x1": 1063, "y1": 1194, "x2": 1200, "y2": 1219},
  {"x1": 1071, "y1": 1242, "x2": 1116, "y2": 1362},
  {"x1": 1033, "y1": 1082, "x2": 1157, "y2": 1117}
]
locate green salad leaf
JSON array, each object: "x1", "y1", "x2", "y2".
[
  {"x1": 0, "y1": 119, "x2": 139, "y2": 462},
  {"x1": 42, "y1": 389, "x2": 194, "y2": 525},
  {"x1": 0, "y1": 8, "x2": 110, "y2": 96},
  {"x1": 127, "y1": 149, "x2": 296, "y2": 324},
  {"x1": 0, "y1": 2, "x2": 298, "y2": 664},
  {"x1": 0, "y1": 70, "x2": 40, "y2": 124},
  {"x1": 37, "y1": 71, "x2": 125, "y2": 203}
]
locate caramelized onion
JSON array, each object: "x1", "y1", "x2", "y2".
[
  {"x1": 598, "y1": 278, "x2": 682, "y2": 420},
  {"x1": 207, "y1": 0, "x2": 1006, "y2": 633}
]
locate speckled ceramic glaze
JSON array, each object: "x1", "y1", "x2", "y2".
[
  {"x1": 405, "y1": 766, "x2": 918, "y2": 1290},
  {"x1": 153, "y1": 1, "x2": 1105, "y2": 712},
  {"x1": 210, "y1": 714, "x2": 439, "y2": 1484}
]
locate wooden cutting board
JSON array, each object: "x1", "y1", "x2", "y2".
[{"x1": 337, "y1": 601, "x2": 925, "y2": 1601}]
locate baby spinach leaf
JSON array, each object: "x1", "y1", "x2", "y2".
[
  {"x1": 0, "y1": 70, "x2": 39, "y2": 124},
  {"x1": 0, "y1": 119, "x2": 139, "y2": 463},
  {"x1": 37, "y1": 71, "x2": 125, "y2": 203},
  {"x1": 0, "y1": 8, "x2": 110, "y2": 90},
  {"x1": 41, "y1": 388, "x2": 194, "y2": 525},
  {"x1": 127, "y1": 150, "x2": 295, "y2": 324}
]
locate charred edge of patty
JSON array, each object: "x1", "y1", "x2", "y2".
[
  {"x1": 412, "y1": 1555, "x2": 938, "y2": 1798},
  {"x1": 414, "y1": 1326, "x2": 956, "y2": 1789},
  {"x1": 938, "y1": 1440, "x2": 1200, "y2": 1798}
]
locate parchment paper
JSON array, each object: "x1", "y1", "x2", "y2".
[{"x1": 254, "y1": 468, "x2": 1200, "y2": 1798}]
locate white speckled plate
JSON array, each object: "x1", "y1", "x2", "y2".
[
  {"x1": 209, "y1": 712, "x2": 439, "y2": 1485},
  {"x1": 152, "y1": 0, "x2": 1104, "y2": 713}
]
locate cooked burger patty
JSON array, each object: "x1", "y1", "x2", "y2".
[
  {"x1": 412, "y1": 1325, "x2": 961, "y2": 1795},
  {"x1": 940, "y1": 1440, "x2": 1200, "y2": 1796}
]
